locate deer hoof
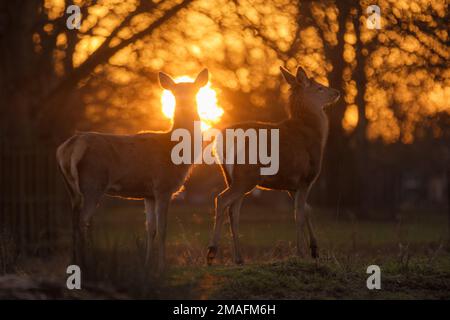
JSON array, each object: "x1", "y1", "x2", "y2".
[
  {"x1": 235, "y1": 258, "x2": 244, "y2": 265},
  {"x1": 206, "y1": 246, "x2": 217, "y2": 266}
]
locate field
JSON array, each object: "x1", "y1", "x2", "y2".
[
  {"x1": 3, "y1": 199, "x2": 450, "y2": 299},
  {"x1": 1, "y1": 0, "x2": 449, "y2": 304}
]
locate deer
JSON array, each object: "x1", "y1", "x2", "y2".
[
  {"x1": 56, "y1": 69, "x2": 209, "y2": 272},
  {"x1": 206, "y1": 66, "x2": 340, "y2": 265}
]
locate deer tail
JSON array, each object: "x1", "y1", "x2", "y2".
[{"x1": 56, "y1": 135, "x2": 88, "y2": 211}]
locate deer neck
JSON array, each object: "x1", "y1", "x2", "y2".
[
  {"x1": 288, "y1": 96, "x2": 329, "y2": 150},
  {"x1": 170, "y1": 105, "x2": 200, "y2": 134}
]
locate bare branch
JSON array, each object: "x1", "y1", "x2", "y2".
[{"x1": 40, "y1": 0, "x2": 194, "y2": 118}]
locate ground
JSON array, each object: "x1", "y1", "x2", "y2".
[{"x1": 2, "y1": 201, "x2": 449, "y2": 299}]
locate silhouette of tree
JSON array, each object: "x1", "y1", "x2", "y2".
[{"x1": 0, "y1": 0, "x2": 194, "y2": 141}]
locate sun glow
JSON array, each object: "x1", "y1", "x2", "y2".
[{"x1": 161, "y1": 76, "x2": 224, "y2": 131}]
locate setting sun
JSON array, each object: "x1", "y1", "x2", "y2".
[{"x1": 161, "y1": 76, "x2": 224, "y2": 131}]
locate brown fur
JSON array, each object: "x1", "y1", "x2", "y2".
[
  {"x1": 56, "y1": 69, "x2": 209, "y2": 272},
  {"x1": 207, "y1": 66, "x2": 340, "y2": 265}
]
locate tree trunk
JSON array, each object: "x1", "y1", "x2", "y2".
[
  {"x1": 319, "y1": 1, "x2": 352, "y2": 209},
  {"x1": 352, "y1": 4, "x2": 369, "y2": 217}
]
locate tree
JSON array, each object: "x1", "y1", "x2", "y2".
[{"x1": 0, "y1": 0, "x2": 194, "y2": 142}]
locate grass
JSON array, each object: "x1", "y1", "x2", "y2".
[
  {"x1": 167, "y1": 256, "x2": 450, "y2": 299},
  {"x1": 2, "y1": 201, "x2": 449, "y2": 299}
]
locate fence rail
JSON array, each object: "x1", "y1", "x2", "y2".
[{"x1": 0, "y1": 141, "x2": 69, "y2": 255}]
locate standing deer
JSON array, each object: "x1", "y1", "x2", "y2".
[
  {"x1": 207, "y1": 66, "x2": 340, "y2": 265},
  {"x1": 56, "y1": 69, "x2": 209, "y2": 272}
]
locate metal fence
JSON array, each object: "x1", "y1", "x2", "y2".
[
  {"x1": 0, "y1": 140, "x2": 69, "y2": 255},
  {"x1": 0, "y1": 139, "x2": 446, "y2": 256}
]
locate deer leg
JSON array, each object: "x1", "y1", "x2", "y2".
[
  {"x1": 80, "y1": 206, "x2": 95, "y2": 248},
  {"x1": 207, "y1": 190, "x2": 229, "y2": 265},
  {"x1": 77, "y1": 194, "x2": 100, "y2": 275},
  {"x1": 73, "y1": 171, "x2": 104, "y2": 274},
  {"x1": 155, "y1": 194, "x2": 170, "y2": 273},
  {"x1": 207, "y1": 188, "x2": 244, "y2": 265},
  {"x1": 72, "y1": 205, "x2": 84, "y2": 267},
  {"x1": 228, "y1": 196, "x2": 244, "y2": 265},
  {"x1": 144, "y1": 198, "x2": 156, "y2": 266},
  {"x1": 290, "y1": 191, "x2": 317, "y2": 258},
  {"x1": 305, "y1": 204, "x2": 319, "y2": 258},
  {"x1": 294, "y1": 189, "x2": 307, "y2": 257},
  {"x1": 72, "y1": 199, "x2": 96, "y2": 272}
]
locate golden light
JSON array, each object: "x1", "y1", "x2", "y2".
[
  {"x1": 342, "y1": 104, "x2": 359, "y2": 133},
  {"x1": 161, "y1": 76, "x2": 224, "y2": 131}
]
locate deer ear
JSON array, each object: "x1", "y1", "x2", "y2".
[
  {"x1": 280, "y1": 66, "x2": 297, "y2": 86},
  {"x1": 296, "y1": 66, "x2": 310, "y2": 87},
  {"x1": 159, "y1": 72, "x2": 176, "y2": 90},
  {"x1": 195, "y1": 68, "x2": 209, "y2": 88}
]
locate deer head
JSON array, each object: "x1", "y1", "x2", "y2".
[
  {"x1": 280, "y1": 66, "x2": 340, "y2": 117},
  {"x1": 159, "y1": 69, "x2": 209, "y2": 127}
]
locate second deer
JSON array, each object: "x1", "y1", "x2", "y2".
[
  {"x1": 57, "y1": 69, "x2": 209, "y2": 272},
  {"x1": 207, "y1": 66, "x2": 340, "y2": 265}
]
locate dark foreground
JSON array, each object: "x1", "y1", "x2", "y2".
[{"x1": 1, "y1": 203, "x2": 449, "y2": 299}]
